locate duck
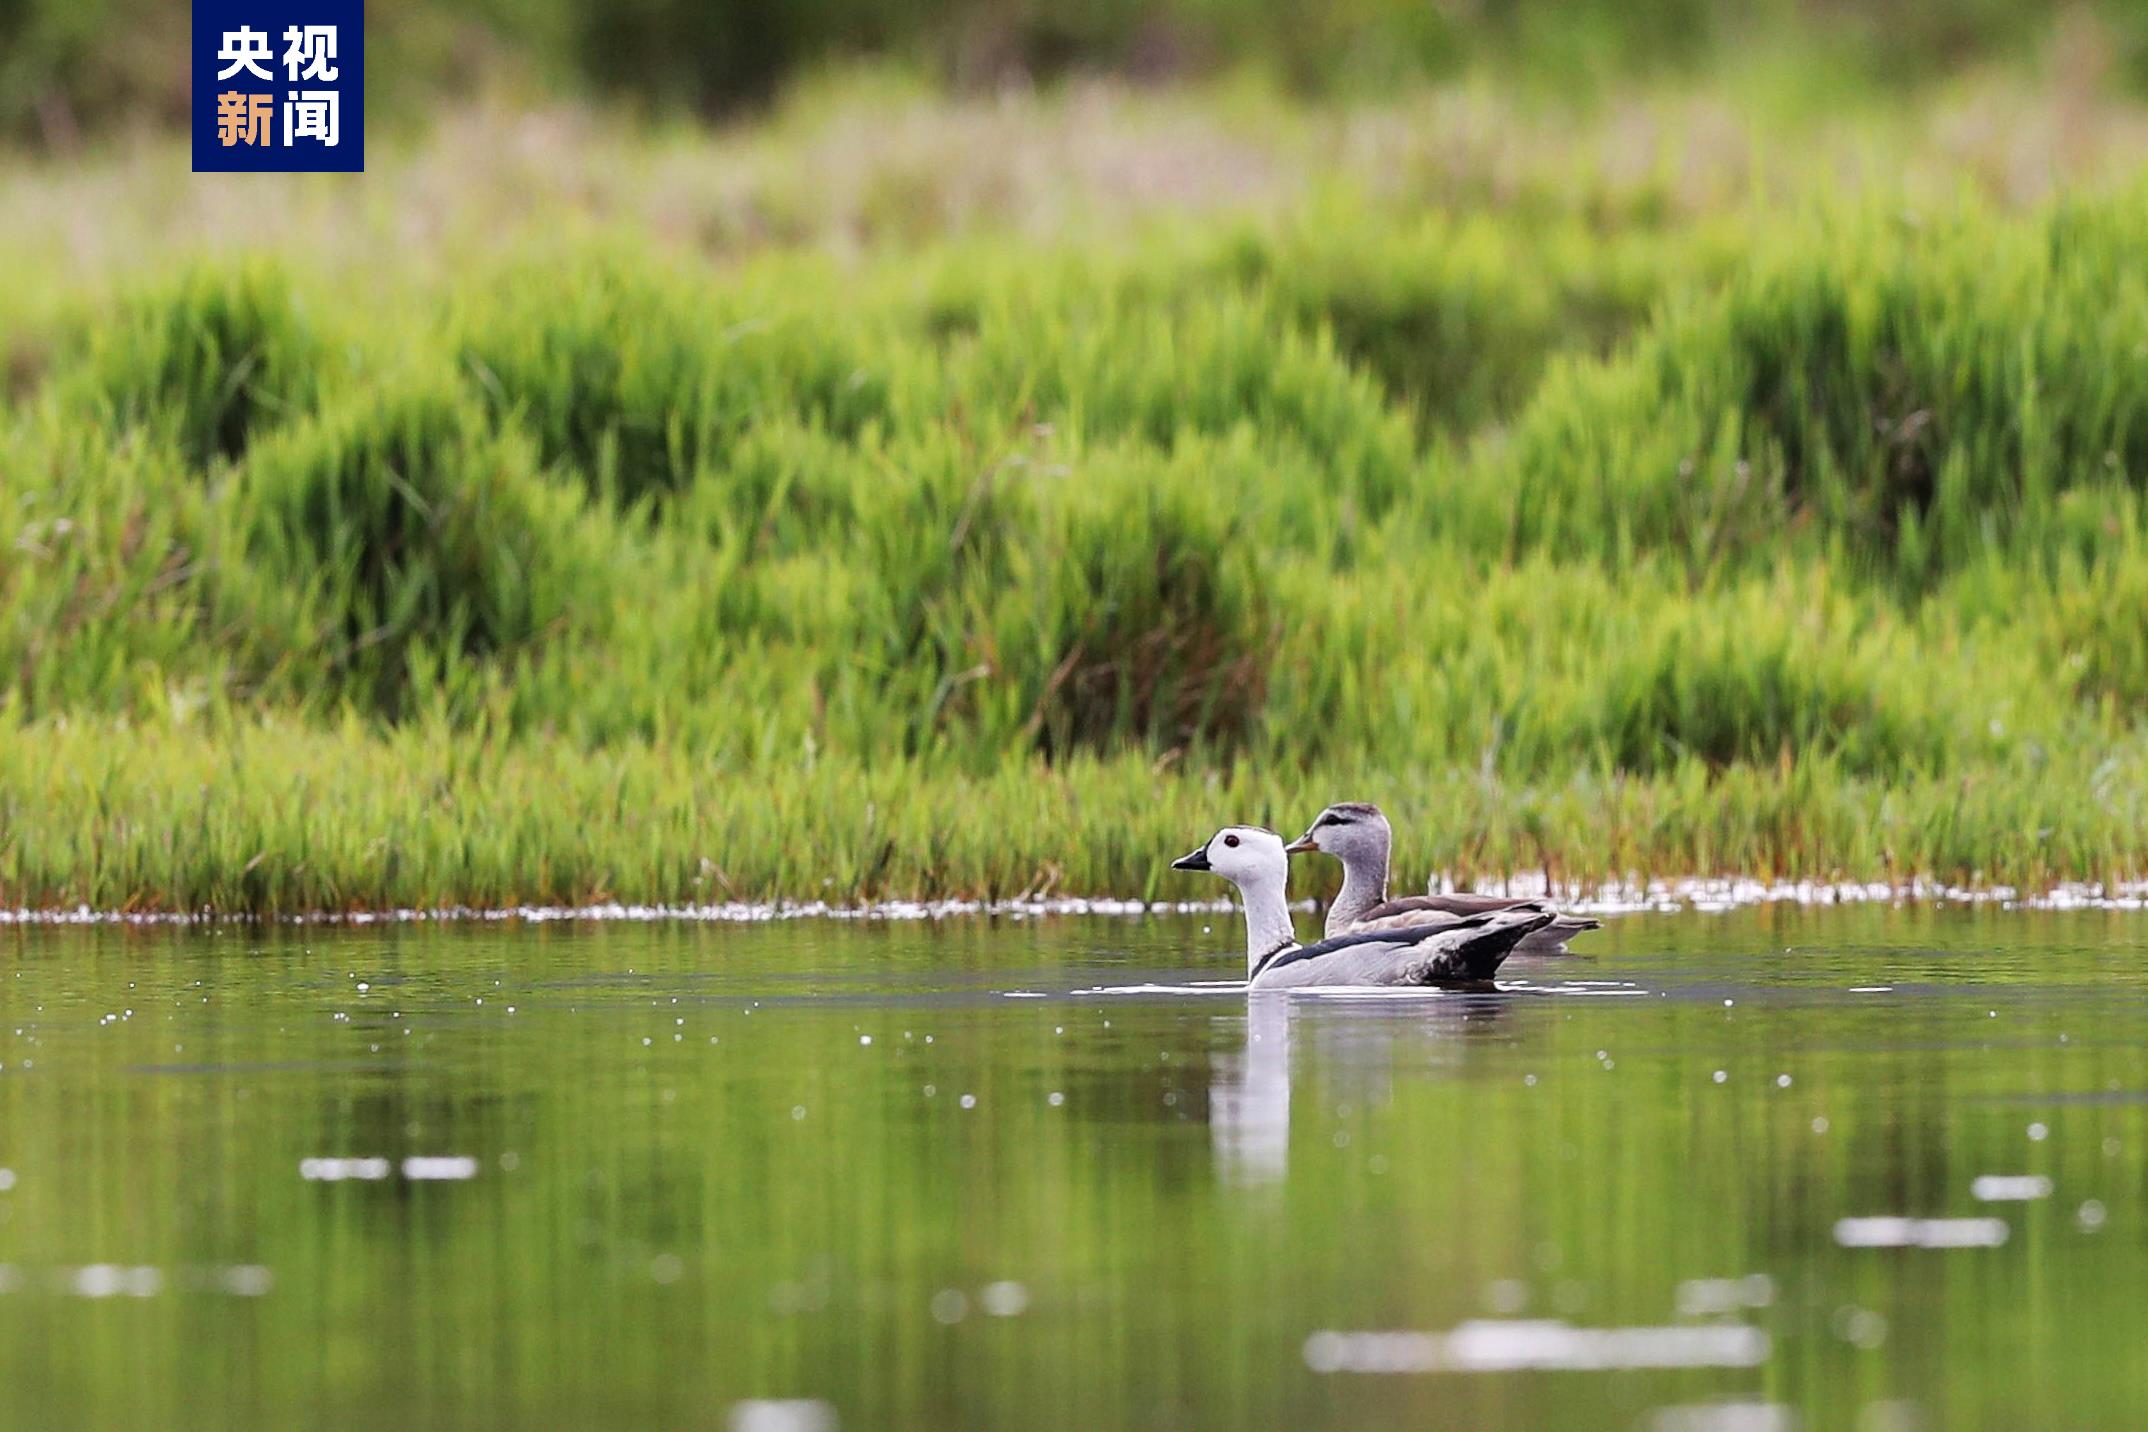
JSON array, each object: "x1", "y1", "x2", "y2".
[
  {"x1": 1285, "y1": 801, "x2": 1601, "y2": 953},
  {"x1": 1171, "y1": 826, "x2": 1551, "y2": 988}
]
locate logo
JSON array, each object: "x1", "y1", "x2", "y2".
[{"x1": 192, "y1": 0, "x2": 363, "y2": 172}]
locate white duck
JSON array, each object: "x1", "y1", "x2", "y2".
[
  {"x1": 1285, "y1": 802, "x2": 1600, "y2": 952},
  {"x1": 1171, "y1": 826, "x2": 1550, "y2": 988}
]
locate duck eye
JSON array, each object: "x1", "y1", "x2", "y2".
[{"x1": 1223, "y1": 834, "x2": 1240, "y2": 848}]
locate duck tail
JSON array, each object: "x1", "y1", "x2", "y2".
[
  {"x1": 1515, "y1": 913, "x2": 1603, "y2": 956},
  {"x1": 1435, "y1": 909, "x2": 1557, "y2": 981}
]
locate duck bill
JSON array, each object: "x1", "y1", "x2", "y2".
[
  {"x1": 1283, "y1": 832, "x2": 1318, "y2": 854},
  {"x1": 1170, "y1": 846, "x2": 1212, "y2": 872}
]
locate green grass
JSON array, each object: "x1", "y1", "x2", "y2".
[
  {"x1": 5, "y1": 716, "x2": 2144, "y2": 914},
  {"x1": 6, "y1": 72, "x2": 2148, "y2": 911}
]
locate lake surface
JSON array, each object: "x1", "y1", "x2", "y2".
[{"x1": 1, "y1": 905, "x2": 2144, "y2": 1430}]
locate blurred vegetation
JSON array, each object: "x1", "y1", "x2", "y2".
[
  {"x1": 5, "y1": 0, "x2": 2148, "y2": 142},
  {"x1": 5, "y1": 2, "x2": 2148, "y2": 908},
  {"x1": 9, "y1": 172, "x2": 2148, "y2": 907}
]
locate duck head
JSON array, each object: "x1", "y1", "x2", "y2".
[
  {"x1": 1284, "y1": 801, "x2": 1391, "y2": 862},
  {"x1": 1172, "y1": 826, "x2": 1289, "y2": 886}
]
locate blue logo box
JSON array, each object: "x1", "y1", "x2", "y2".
[{"x1": 192, "y1": 0, "x2": 364, "y2": 172}]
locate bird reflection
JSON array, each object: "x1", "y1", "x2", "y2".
[
  {"x1": 1209, "y1": 993, "x2": 1293, "y2": 1184},
  {"x1": 1208, "y1": 991, "x2": 1513, "y2": 1184}
]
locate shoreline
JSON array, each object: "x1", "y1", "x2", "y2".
[{"x1": 7, "y1": 876, "x2": 2146, "y2": 928}]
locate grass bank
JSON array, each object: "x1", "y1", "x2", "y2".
[
  {"x1": 5, "y1": 78, "x2": 2148, "y2": 912},
  {"x1": 6, "y1": 719, "x2": 2144, "y2": 914}
]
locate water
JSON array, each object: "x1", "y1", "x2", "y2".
[{"x1": 1, "y1": 905, "x2": 2144, "y2": 1430}]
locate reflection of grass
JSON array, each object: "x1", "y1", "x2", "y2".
[{"x1": 7, "y1": 78, "x2": 2148, "y2": 909}]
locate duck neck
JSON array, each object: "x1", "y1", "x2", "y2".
[
  {"x1": 1232, "y1": 871, "x2": 1298, "y2": 979},
  {"x1": 1327, "y1": 845, "x2": 1390, "y2": 931}
]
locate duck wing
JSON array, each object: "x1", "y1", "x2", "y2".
[
  {"x1": 1351, "y1": 895, "x2": 1601, "y2": 954},
  {"x1": 1252, "y1": 909, "x2": 1554, "y2": 988}
]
